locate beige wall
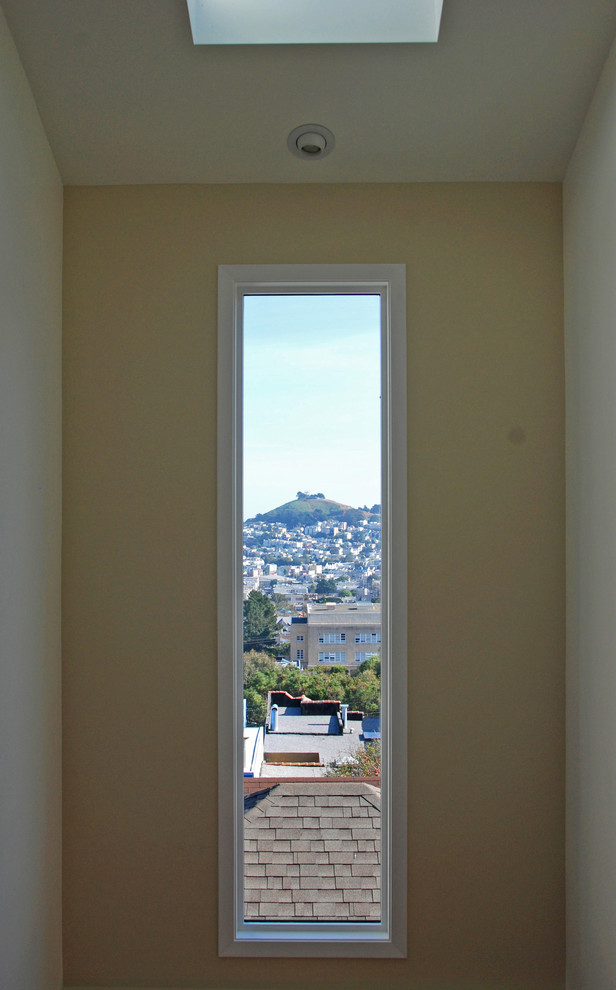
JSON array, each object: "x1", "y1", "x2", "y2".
[
  {"x1": 0, "y1": 9, "x2": 63, "y2": 990},
  {"x1": 63, "y1": 182, "x2": 565, "y2": 989},
  {"x1": 564, "y1": 31, "x2": 616, "y2": 990}
]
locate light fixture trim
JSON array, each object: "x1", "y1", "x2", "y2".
[
  {"x1": 186, "y1": 0, "x2": 444, "y2": 45},
  {"x1": 287, "y1": 124, "x2": 335, "y2": 161}
]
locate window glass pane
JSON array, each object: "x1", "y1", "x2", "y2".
[{"x1": 242, "y1": 294, "x2": 382, "y2": 924}]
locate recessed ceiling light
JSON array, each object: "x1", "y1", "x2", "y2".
[
  {"x1": 287, "y1": 125, "x2": 335, "y2": 161},
  {"x1": 186, "y1": 0, "x2": 443, "y2": 45}
]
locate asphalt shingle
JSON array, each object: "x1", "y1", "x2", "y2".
[{"x1": 243, "y1": 781, "x2": 381, "y2": 922}]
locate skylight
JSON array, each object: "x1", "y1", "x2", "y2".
[{"x1": 186, "y1": 0, "x2": 443, "y2": 45}]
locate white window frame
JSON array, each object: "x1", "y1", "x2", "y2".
[
  {"x1": 218, "y1": 264, "x2": 407, "y2": 958},
  {"x1": 318, "y1": 651, "x2": 347, "y2": 663},
  {"x1": 355, "y1": 631, "x2": 382, "y2": 644}
]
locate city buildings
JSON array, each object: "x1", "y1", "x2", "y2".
[{"x1": 242, "y1": 512, "x2": 381, "y2": 606}]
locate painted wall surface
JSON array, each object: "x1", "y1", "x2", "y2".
[
  {"x1": 564, "y1": 33, "x2": 616, "y2": 990},
  {"x1": 0, "y1": 9, "x2": 63, "y2": 990},
  {"x1": 62, "y1": 182, "x2": 565, "y2": 990}
]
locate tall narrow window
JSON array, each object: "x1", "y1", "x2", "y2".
[{"x1": 218, "y1": 265, "x2": 407, "y2": 956}]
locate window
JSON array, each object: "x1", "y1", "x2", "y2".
[
  {"x1": 355, "y1": 651, "x2": 379, "y2": 663},
  {"x1": 318, "y1": 651, "x2": 346, "y2": 663},
  {"x1": 318, "y1": 633, "x2": 346, "y2": 644},
  {"x1": 355, "y1": 632, "x2": 381, "y2": 644},
  {"x1": 218, "y1": 264, "x2": 407, "y2": 957},
  {"x1": 296, "y1": 635, "x2": 304, "y2": 642},
  {"x1": 296, "y1": 649, "x2": 304, "y2": 661},
  {"x1": 187, "y1": 0, "x2": 444, "y2": 45}
]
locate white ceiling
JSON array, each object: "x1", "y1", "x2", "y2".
[{"x1": 3, "y1": 0, "x2": 616, "y2": 185}]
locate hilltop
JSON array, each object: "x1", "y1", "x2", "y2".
[{"x1": 251, "y1": 493, "x2": 380, "y2": 528}]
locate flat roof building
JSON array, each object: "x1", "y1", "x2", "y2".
[{"x1": 290, "y1": 602, "x2": 381, "y2": 668}]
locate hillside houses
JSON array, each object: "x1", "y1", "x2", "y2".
[{"x1": 243, "y1": 509, "x2": 381, "y2": 606}]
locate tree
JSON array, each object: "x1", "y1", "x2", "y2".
[
  {"x1": 243, "y1": 650, "x2": 279, "y2": 725},
  {"x1": 243, "y1": 650, "x2": 309, "y2": 724},
  {"x1": 348, "y1": 667, "x2": 380, "y2": 714},
  {"x1": 243, "y1": 590, "x2": 279, "y2": 652},
  {"x1": 303, "y1": 665, "x2": 350, "y2": 703},
  {"x1": 349, "y1": 654, "x2": 381, "y2": 713},
  {"x1": 271, "y1": 592, "x2": 291, "y2": 610},
  {"x1": 281, "y1": 663, "x2": 306, "y2": 698},
  {"x1": 243, "y1": 648, "x2": 278, "y2": 681},
  {"x1": 314, "y1": 576, "x2": 338, "y2": 596},
  {"x1": 326, "y1": 741, "x2": 381, "y2": 777},
  {"x1": 244, "y1": 686, "x2": 268, "y2": 726},
  {"x1": 358, "y1": 654, "x2": 380, "y2": 676}
]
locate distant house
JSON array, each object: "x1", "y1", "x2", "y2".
[
  {"x1": 290, "y1": 602, "x2": 381, "y2": 668},
  {"x1": 244, "y1": 780, "x2": 381, "y2": 922},
  {"x1": 261, "y1": 692, "x2": 374, "y2": 778}
]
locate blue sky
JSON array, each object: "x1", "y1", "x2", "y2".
[{"x1": 243, "y1": 294, "x2": 382, "y2": 520}]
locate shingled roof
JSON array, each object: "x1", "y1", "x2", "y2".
[{"x1": 244, "y1": 781, "x2": 380, "y2": 921}]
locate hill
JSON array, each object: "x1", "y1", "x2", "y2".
[{"x1": 252, "y1": 494, "x2": 378, "y2": 528}]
